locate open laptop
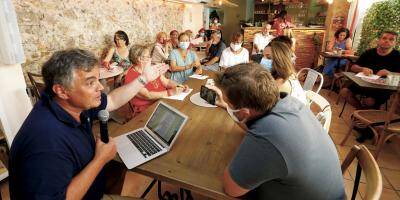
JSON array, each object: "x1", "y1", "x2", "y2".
[{"x1": 116, "y1": 101, "x2": 188, "y2": 169}]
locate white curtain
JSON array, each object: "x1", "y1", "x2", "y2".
[
  {"x1": 0, "y1": 0, "x2": 25, "y2": 65},
  {"x1": 348, "y1": 0, "x2": 386, "y2": 51}
]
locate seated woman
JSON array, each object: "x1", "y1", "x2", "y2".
[
  {"x1": 203, "y1": 30, "x2": 226, "y2": 71},
  {"x1": 152, "y1": 32, "x2": 171, "y2": 64},
  {"x1": 125, "y1": 45, "x2": 188, "y2": 117},
  {"x1": 268, "y1": 41, "x2": 307, "y2": 104},
  {"x1": 260, "y1": 36, "x2": 296, "y2": 68},
  {"x1": 169, "y1": 33, "x2": 202, "y2": 83},
  {"x1": 102, "y1": 30, "x2": 132, "y2": 71},
  {"x1": 323, "y1": 28, "x2": 353, "y2": 78},
  {"x1": 219, "y1": 32, "x2": 249, "y2": 70},
  {"x1": 169, "y1": 30, "x2": 179, "y2": 49}
]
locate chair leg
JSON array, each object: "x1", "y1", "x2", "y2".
[
  {"x1": 374, "y1": 130, "x2": 387, "y2": 160},
  {"x1": 351, "y1": 163, "x2": 362, "y2": 200},
  {"x1": 341, "y1": 120, "x2": 355, "y2": 145},
  {"x1": 339, "y1": 101, "x2": 347, "y2": 118},
  {"x1": 328, "y1": 77, "x2": 336, "y2": 96}
]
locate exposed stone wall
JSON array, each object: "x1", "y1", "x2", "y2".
[{"x1": 13, "y1": 0, "x2": 186, "y2": 73}]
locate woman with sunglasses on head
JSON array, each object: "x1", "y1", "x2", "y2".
[
  {"x1": 125, "y1": 45, "x2": 188, "y2": 117},
  {"x1": 168, "y1": 33, "x2": 202, "y2": 84}
]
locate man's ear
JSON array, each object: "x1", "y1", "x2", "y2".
[
  {"x1": 52, "y1": 84, "x2": 69, "y2": 100},
  {"x1": 238, "y1": 108, "x2": 251, "y2": 119}
]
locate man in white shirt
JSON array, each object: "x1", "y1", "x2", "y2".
[
  {"x1": 219, "y1": 32, "x2": 249, "y2": 70},
  {"x1": 252, "y1": 24, "x2": 274, "y2": 55}
]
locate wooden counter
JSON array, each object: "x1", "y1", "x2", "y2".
[{"x1": 244, "y1": 27, "x2": 326, "y2": 69}]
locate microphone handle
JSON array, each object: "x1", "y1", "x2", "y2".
[{"x1": 100, "y1": 121, "x2": 109, "y2": 143}]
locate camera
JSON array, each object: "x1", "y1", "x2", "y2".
[{"x1": 200, "y1": 85, "x2": 216, "y2": 105}]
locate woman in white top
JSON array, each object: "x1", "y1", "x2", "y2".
[
  {"x1": 219, "y1": 32, "x2": 249, "y2": 70},
  {"x1": 269, "y1": 40, "x2": 307, "y2": 104},
  {"x1": 151, "y1": 32, "x2": 172, "y2": 64}
]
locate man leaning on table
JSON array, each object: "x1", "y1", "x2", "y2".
[
  {"x1": 9, "y1": 49, "x2": 163, "y2": 199},
  {"x1": 207, "y1": 63, "x2": 345, "y2": 200},
  {"x1": 340, "y1": 31, "x2": 400, "y2": 110}
]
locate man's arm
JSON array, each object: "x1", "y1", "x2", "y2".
[
  {"x1": 223, "y1": 169, "x2": 250, "y2": 197},
  {"x1": 106, "y1": 64, "x2": 163, "y2": 111},
  {"x1": 66, "y1": 138, "x2": 116, "y2": 200},
  {"x1": 106, "y1": 78, "x2": 145, "y2": 111}
]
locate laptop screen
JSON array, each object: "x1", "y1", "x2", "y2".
[{"x1": 146, "y1": 103, "x2": 186, "y2": 145}]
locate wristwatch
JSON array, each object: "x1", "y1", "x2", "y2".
[{"x1": 137, "y1": 75, "x2": 148, "y2": 85}]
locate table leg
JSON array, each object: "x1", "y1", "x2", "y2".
[
  {"x1": 339, "y1": 100, "x2": 347, "y2": 118},
  {"x1": 140, "y1": 179, "x2": 157, "y2": 198}
]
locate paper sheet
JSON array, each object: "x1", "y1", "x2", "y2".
[
  {"x1": 355, "y1": 72, "x2": 380, "y2": 80},
  {"x1": 189, "y1": 74, "x2": 208, "y2": 80},
  {"x1": 163, "y1": 89, "x2": 193, "y2": 101}
]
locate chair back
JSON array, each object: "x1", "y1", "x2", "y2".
[
  {"x1": 296, "y1": 68, "x2": 324, "y2": 94},
  {"x1": 305, "y1": 90, "x2": 331, "y2": 132},
  {"x1": 341, "y1": 145, "x2": 382, "y2": 200},
  {"x1": 27, "y1": 72, "x2": 45, "y2": 102}
]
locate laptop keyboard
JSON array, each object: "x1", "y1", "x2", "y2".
[{"x1": 127, "y1": 130, "x2": 162, "y2": 158}]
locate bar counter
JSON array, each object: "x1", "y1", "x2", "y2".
[{"x1": 244, "y1": 27, "x2": 326, "y2": 69}]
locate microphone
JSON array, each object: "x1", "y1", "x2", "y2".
[{"x1": 98, "y1": 110, "x2": 110, "y2": 143}]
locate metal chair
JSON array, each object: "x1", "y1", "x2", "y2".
[
  {"x1": 305, "y1": 90, "x2": 332, "y2": 132},
  {"x1": 341, "y1": 145, "x2": 382, "y2": 200},
  {"x1": 296, "y1": 68, "x2": 324, "y2": 94}
]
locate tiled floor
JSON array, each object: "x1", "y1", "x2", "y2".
[{"x1": 1, "y1": 89, "x2": 399, "y2": 200}]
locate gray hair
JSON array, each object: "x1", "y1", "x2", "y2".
[{"x1": 41, "y1": 48, "x2": 98, "y2": 96}]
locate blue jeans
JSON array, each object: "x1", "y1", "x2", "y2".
[{"x1": 323, "y1": 58, "x2": 347, "y2": 77}]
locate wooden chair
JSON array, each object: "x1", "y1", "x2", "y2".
[
  {"x1": 27, "y1": 72, "x2": 45, "y2": 102},
  {"x1": 341, "y1": 145, "x2": 382, "y2": 200},
  {"x1": 340, "y1": 87, "x2": 400, "y2": 159},
  {"x1": 305, "y1": 90, "x2": 332, "y2": 132},
  {"x1": 296, "y1": 68, "x2": 324, "y2": 94}
]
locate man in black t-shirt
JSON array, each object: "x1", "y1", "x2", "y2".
[
  {"x1": 340, "y1": 31, "x2": 399, "y2": 109},
  {"x1": 203, "y1": 30, "x2": 226, "y2": 71}
]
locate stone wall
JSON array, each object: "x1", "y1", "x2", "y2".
[{"x1": 12, "y1": 0, "x2": 188, "y2": 73}]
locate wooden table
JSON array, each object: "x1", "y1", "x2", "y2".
[
  {"x1": 338, "y1": 72, "x2": 399, "y2": 117},
  {"x1": 113, "y1": 71, "x2": 243, "y2": 200},
  {"x1": 320, "y1": 52, "x2": 359, "y2": 62}
]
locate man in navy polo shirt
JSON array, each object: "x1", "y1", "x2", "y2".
[{"x1": 9, "y1": 49, "x2": 162, "y2": 199}]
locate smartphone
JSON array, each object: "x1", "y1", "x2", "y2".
[{"x1": 200, "y1": 85, "x2": 216, "y2": 105}]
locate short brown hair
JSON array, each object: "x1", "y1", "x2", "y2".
[
  {"x1": 231, "y1": 32, "x2": 243, "y2": 43},
  {"x1": 216, "y1": 63, "x2": 279, "y2": 113},
  {"x1": 381, "y1": 31, "x2": 398, "y2": 39},
  {"x1": 269, "y1": 41, "x2": 295, "y2": 81},
  {"x1": 129, "y1": 45, "x2": 149, "y2": 65}
]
